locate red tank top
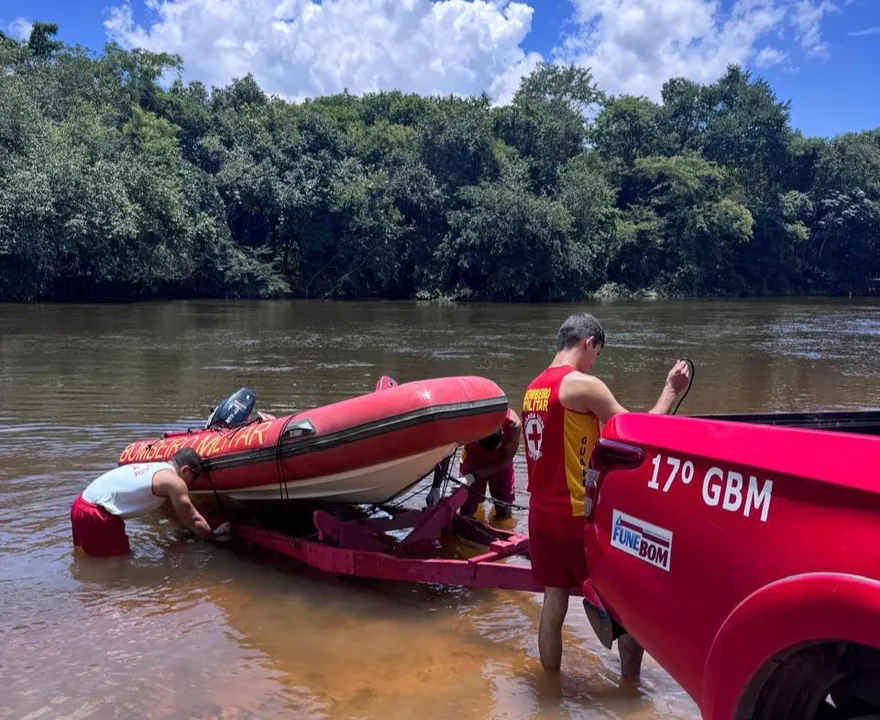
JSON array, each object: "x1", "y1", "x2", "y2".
[
  {"x1": 460, "y1": 408, "x2": 516, "y2": 482},
  {"x1": 522, "y1": 365, "x2": 600, "y2": 519}
]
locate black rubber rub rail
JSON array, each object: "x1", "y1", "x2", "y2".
[{"x1": 201, "y1": 394, "x2": 510, "y2": 473}]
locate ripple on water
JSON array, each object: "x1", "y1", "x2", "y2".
[{"x1": 7, "y1": 298, "x2": 877, "y2": 719}]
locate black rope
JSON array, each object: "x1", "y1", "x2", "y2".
[
  {"x1": 671, "y1": 357, "x2": 696, "y2": 416},
  {"x1": 202, "y1": 467, "x2": 272, "y2": 531},
  {"x1": 204, "y1": 469, "x2": 227, "y2": 519},
  {"x1": 445, "y1": 474, "x2": 529, "y2": 511},
  {"x1": 385, "y1": 482, "x2": 431, "y2": 509}
]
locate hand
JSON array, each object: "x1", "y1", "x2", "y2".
[
  {"x1": 426, "y1": 487, "x2": 442, "y2": 507},
  {"x1": 665, "y1": 360, "x2": 691, "y2": 395}
]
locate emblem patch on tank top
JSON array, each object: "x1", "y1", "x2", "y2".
[{"x1": 524, "y1": 413, "x2": 544, "y2": 461}]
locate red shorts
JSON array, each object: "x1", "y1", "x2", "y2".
[
  {"x1": 70, "y1": 494, "x2": 131, "y2": 557},
  {"x1": 528, "y1": 510, "x2": 587, "y2": 590}
]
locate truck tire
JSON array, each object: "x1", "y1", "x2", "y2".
[{"x1": 744, "y1": 642, "x2": 880, "y2": 720}]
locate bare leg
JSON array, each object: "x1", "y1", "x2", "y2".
[
  {"x1": 538, "y1": 587, "x2": 570, "y2": 671},
  {"x1": 617, "y1": 634, "x2": 645, "y2": 679}
]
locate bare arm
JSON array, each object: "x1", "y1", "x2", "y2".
[
  {"x1": 560, "y1": 373, "x2": 629, "y2": 424},
  {"x1": 649, "y1": 360, "x2": 691, "y2": 415},
  {"x1": 156, "y1": 472, "x2": 214, "y2": 540},
  {"x1": 647, "y1": 385, "x2": 681, "y2": 415},
  {"x1": 560, "y1": 360, "x2": 691, "y2": 423}
]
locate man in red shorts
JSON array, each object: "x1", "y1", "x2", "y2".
[
  {"x1": 522, "y1": 312, "x2": 690, "y2": 677},
  {"x1": 458, "y1": 408, "x2": 521, "y2": 520},
  {"x1": 70, "y1": 448, "x2": 217, "y2": 557}
]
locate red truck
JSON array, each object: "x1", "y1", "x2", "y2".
[{"x1": 581, "y1": 409, "x2": 880, "y2": 720}]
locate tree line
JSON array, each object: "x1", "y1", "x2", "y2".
[{"x1": 1, "y1": 22, "x2": 878, "y2": 302}]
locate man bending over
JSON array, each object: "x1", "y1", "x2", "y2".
[
  {"x1": 71, "y1": 448, "x2": 216, "y2": 557},
  {"x1": 458, "y1": 408, "x2": 521, "y2": 520}
]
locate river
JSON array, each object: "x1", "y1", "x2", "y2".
[{"x1": 1, "y1": 298, "x2": 878, "y2": 720}]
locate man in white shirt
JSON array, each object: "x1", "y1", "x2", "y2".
[{"x1": 70, "y1": 448, "x2": 216, "y2": 556}]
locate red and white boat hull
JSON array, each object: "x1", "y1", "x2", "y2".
[
  {"x1": 211, "y1": 443, "x2": 457, "y2": 503},
  {"x1": 117, "y1": 375, "x2": 507, "y2": 505}
]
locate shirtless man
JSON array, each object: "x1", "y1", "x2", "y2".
[
  {"x1": 522, "y1": 312, "x2": 691, "y2": 678},
  {"x1": 70, "y1": 448, "x2": 217, "y2": 556}
]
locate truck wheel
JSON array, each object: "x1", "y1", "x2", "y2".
[{"x1": 742, "y1": 642, "x2": 880, "y2": 720}]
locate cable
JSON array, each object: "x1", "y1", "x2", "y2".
[
  {"x1": 204, "y1": 468, "x2": 227, "y2": 519},
  {"x1": 444, "y1": 473, "x2": 529, "y2": 511},
  {"x1": 671, "y1": 357, "x2": 696, "y2": 416},
  {"x1": 385, "y1": 482, "x2": 431, "y2": 509}
]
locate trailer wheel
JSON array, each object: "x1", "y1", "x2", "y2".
[{"x1": 739, "y1": 642, "x2": 880, "y2": 720}]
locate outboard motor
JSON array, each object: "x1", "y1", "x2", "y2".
[{"x1": 205, "y1": 388, "x2": 257, "y2": 430}]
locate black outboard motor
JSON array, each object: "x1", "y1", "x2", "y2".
[{"x1": 205, "y1": 388, "x2": 257, "y2": 430}]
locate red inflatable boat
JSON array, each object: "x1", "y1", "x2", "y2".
[{"x1": 117, "y1": 375, "x2": 508, "y2": 504}]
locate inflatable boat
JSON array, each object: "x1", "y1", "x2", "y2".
[{"x1": 117, "y1": 375, "x2": 508, "y2": 504}]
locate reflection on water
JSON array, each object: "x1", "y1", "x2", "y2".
[{"x1": 1, "y1": 298, "x2": 878, "y2": 719}]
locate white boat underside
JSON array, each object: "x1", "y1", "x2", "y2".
[{"x1": 192, "y1": 443, "x2": 458, "y2": 504}]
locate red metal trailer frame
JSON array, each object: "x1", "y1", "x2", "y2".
[{"x1": 221, "y1": 484, "x2": 582, "y2": 596}]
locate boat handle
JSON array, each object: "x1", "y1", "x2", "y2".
[{"x1": 282, "y1": 419, "x2": 316, "y2": 440}]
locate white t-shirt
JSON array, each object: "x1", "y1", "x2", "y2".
[{"x1": 82, "y1": 462, "x2": 174, "y2": 519}]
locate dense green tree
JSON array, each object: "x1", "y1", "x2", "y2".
[{"x1": 0, "y1": 25, "x2": 877, "y2": 302}]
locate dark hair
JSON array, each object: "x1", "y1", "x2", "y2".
[
  {"x1": 171, "y1": 447, "x2": 203, "y2": 473},
  {"x1": 556, "y1": 312, "x2": 605, "y2": 352},
  {"x1": 478, "y1": 428, "x2": 503, "y2": 451}
]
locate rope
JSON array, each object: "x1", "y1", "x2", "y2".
[
  {"x1": 385, "y1": 482, "x2": 431, "y2": 509},
  {"x1": 445, "y1": 473, "x2": 529, "y2": 511},
  {"x1": 203, "y1": 468, "x2": 272, "y2": 531},
  {"x1": 671, "y1": 357, "x2": 696, "y2": 416},
  {"x1": 204, "y1": 470, "x2": 227, "y2": 518}
]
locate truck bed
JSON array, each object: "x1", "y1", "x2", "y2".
[{"x1": 689, "y1": 409, "x2": 880, "y2": 437}]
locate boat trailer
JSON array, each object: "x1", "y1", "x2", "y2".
[{"x1": 214, "y1": 484, "x2": 582, "y2": 596}]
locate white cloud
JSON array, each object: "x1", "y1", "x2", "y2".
[
  {"x1": 553, "y1": 0, "x2": 840, "y2": 101},
  {"x1": 101, "y1": 0, "x2": 843, "y2": 107},
  {"x1": 104, "y1": 0, "x2": 542, "y2": 104},
  {"x1": 755, "y1": 46, "x2": 787, "y2": 66},
  {"x1": 791, "y1": 0, "x2": 839, "y2": 56},
  {"x1": 7, "y1": 17, "x2": 33, "y2": 40},
  {"x1": 847, "y1": 25, "x2": 880, "y2": 37}
]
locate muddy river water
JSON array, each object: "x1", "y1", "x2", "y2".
[{"x1": 1, "y1": 298, "x2": 878, "y2": 719}]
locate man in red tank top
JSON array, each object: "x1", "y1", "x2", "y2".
[
  {"x1": 523, "y1": 312, "x2": 691, "y2": 678},
  {"x1": 458, "y1": 408, "x2": 521, "y2": 520}
]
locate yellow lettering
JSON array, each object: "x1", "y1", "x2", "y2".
[
  {"x1": 250, "y1": 421, "x2": 267, "y2": 448},
  {"x1": 221, "y1": 434, "x2": 235, "y2": 453},
  {"x1": 235, "y1": 425, "x2": 254, "y2": 448},
  {"x1": 197, "y1": 434, "x2": 220, "y2": 457},
  {"x1": 523, "y1": 387, "x2": 551, "y2": 413},
  {"x1": 154, "y1": 439, "x2": 174, "y2": 461}
]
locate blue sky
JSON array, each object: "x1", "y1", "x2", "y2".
[{"x1": 3, "y1": 0, "x2": 878, "y2": 138}]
